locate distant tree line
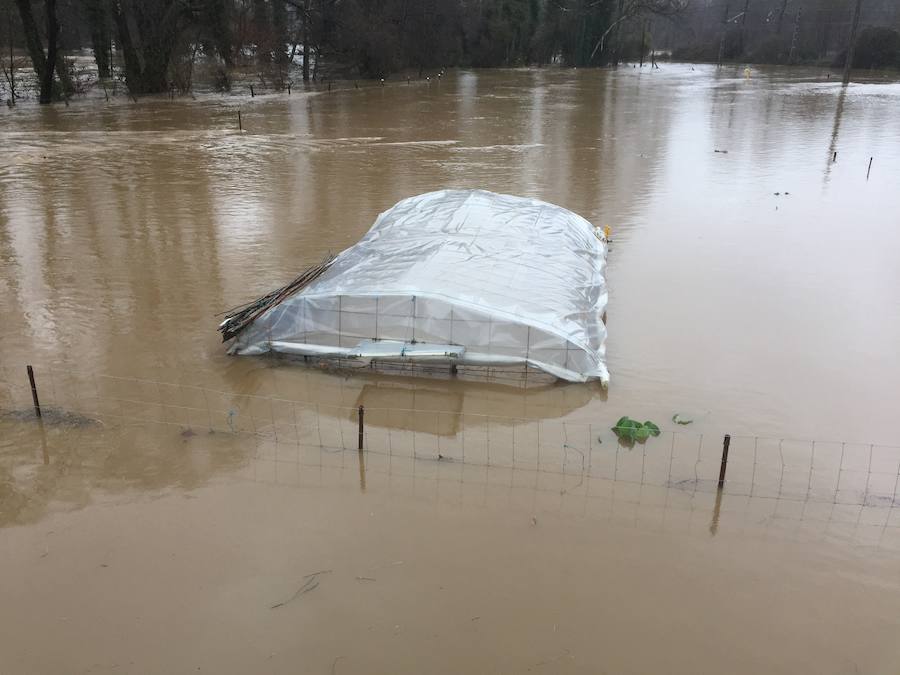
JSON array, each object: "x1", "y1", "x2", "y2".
[
  {"x1": 2, "y1": 0, "x2": 690, "y2": 103},
  {"x1": 670, "y1": 0, "x2": 900, "y2": 68},
  {"x1": 1, "y1": 0, "x2": 898, "y2": 105}
]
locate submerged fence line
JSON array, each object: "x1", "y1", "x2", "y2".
[
  {"x1": 241, "y1": 441, "x2": 900, "y2": 549},
  {"x1": 2, "y1": 362, "x2": 900, "y2": 509}
]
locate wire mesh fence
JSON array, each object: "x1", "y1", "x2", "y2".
[{"x1": 2, "y1": 362, "x2": 900, "y2": 513}]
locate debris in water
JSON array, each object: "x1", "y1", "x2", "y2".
[
  {"x1": 672, "y1": 414, "x2": 693, "y2": 425},
  {"x1": 714, "y1": 149, "x2": 728, "y2": 154},
  {"x1": 270, "y1": 569, "x2": 331, "y2": 609},
  {"x1": 218, "y1": 254, "x2": 337, "y2": 342}
]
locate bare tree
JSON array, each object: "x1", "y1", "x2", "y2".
[
  {"x1": 111, "y1": 0, "x2": 190, "y2": 95},
  {"x1": 2, "y1": 3, "x2": 17, "y2": 105},
  {"x1": 590, "y1": 0, "x2": 689, "y2": 63},
  {"x1": 14, "y1": 0, "x2": 60, "y2": 103}
]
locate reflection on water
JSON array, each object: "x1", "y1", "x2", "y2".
[
  {"x1": 0, "y1": 417, "x2": 247, "y2": 527},
  {"x1": 5, "y1": 401, "x2": 900, "y2": 553}
]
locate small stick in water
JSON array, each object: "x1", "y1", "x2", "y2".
[
  {"x1": 250, "y1": 84, "x2": 255, "y2": 97},
  {"x1": 867, "y1": 156, "x2": 873, "y2": 180},
  {"x1": 238, "y1": 110, "x2": 242, "y2": 131},
  {"x1": 832, "y1": 151, "x2": 837, "y2": 162}
]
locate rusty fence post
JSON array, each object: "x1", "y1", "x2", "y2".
[
  {"x1": 718, "y1": 434, "x2": 731, "y2": 488},
  {"x1": 358, "y1": 405, "x2": 365, "y2": 450},
  {"x1": 27, "y1": 365, "x2": 42, "y2": 418}
]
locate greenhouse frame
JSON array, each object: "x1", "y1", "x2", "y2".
[{"x1": 223, "y1": 189, "x2": 609, "y2": 385}]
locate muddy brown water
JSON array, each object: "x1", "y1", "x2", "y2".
[{"x1": 2, "y1": 65, "x2": 900, "y2": 673}]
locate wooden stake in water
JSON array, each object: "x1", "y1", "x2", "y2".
[
  {"x1": 27, "y1": 365, "x2": 42, "y2": 418},
  {"x1": 358, "y1": 405, "x2": 365, "y2": 450},
  {"x1": 867, "y1": 156, "x2": 873, "y2": 180},
  {"x1": 238, "y1": 110, "x2": 242, "y2": 131},
  {"x1": 718, "y1": 434, "x2": 731, "y2": 488}
]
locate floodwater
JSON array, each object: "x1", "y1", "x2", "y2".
[{"x1": 2, "y1": 65, "x2": 900, "y2": 673}]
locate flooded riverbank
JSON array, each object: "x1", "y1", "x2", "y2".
[
  {"x1": 2, "y1": 64, "x2": 899, "y2": 440},
  {"x1": 3, "y1": 65, "x2": 900, "y2": 673}
]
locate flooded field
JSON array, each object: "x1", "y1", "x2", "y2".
[{"x1": 2, "y1": 65, "x2": 900, "y2": 673}]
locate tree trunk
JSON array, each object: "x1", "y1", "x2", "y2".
[
  {"x1": 112, "y1": 0, "x2": 181, "y2": 95},
  {"x1": 611, "y1": 0, "x2": 625, "y2": 65},
  {"x1": 717, "y1": 1, "x2": 729, "y2": 66},
  {"x1": 200, "y1": 0, "x2": 233, "y2": 67},
  {"x1": 41, "y1": 0, "x2": 58, "y2": 103},
  {"x1": 112, "y1": 1, "x2": 143, "y2": 92},
  {"x1": 15, "y1": 0, "x2": 59, "y2": 103},
  {"x1": 639, "y1": 19, "x2": 646, "y2": 66},
  {"x1": 272, "y1": 0, "x2": 287, "y2": 58},
  {"x1": 738, "y1": 0, "x2": 750, "y2": 56},
  {"x1": 15, "y1": 0, "x2": 47, "y2": 80},
  {"x1": 91, "y1": 27, "x2": 111, "y2": 78},
  {"x1": 775, "y1": 0, "x2": 787, "y2": 35},
  {"x1": 787, "y1": 6, "x2": 801, "y2": 64},
  {"x1": 5, "y1": 5, "x2": 15, "y2": 103},
  {"x1": 84, "y1": 0, "x2": 112, "y2": 78},
  {"x1": 302, "y1": 0, "x2": 310, "y2": 82},
  {"x1": 842, "y1": 0, "x2": 863, "y2": 84}
]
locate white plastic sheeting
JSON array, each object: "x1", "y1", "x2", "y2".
[{"x1": 230, "y1": 189, "x2": 609, "y2": 384}]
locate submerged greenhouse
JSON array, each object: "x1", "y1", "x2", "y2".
[{"x1": 220, "y1": 189, "x2": 609, "y2": 384}]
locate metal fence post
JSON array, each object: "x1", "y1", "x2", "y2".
[
  {"x1": 26, "y1": 365, "x2": 42, "y2": 418},
  {"x1": 358, "y1": 405, "x2": 365, "y2": 450},
  {"x1": 718, "y1": 434, "x2": 731, "y2": 488}
]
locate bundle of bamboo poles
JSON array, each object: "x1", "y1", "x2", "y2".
[{"x1": 217, "y1": 254, "x2": 337, "y2": 342}]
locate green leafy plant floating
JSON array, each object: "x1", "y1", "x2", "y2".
[{"x1": 612, "y1": 417, "x2": 661, "y2": 443}]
